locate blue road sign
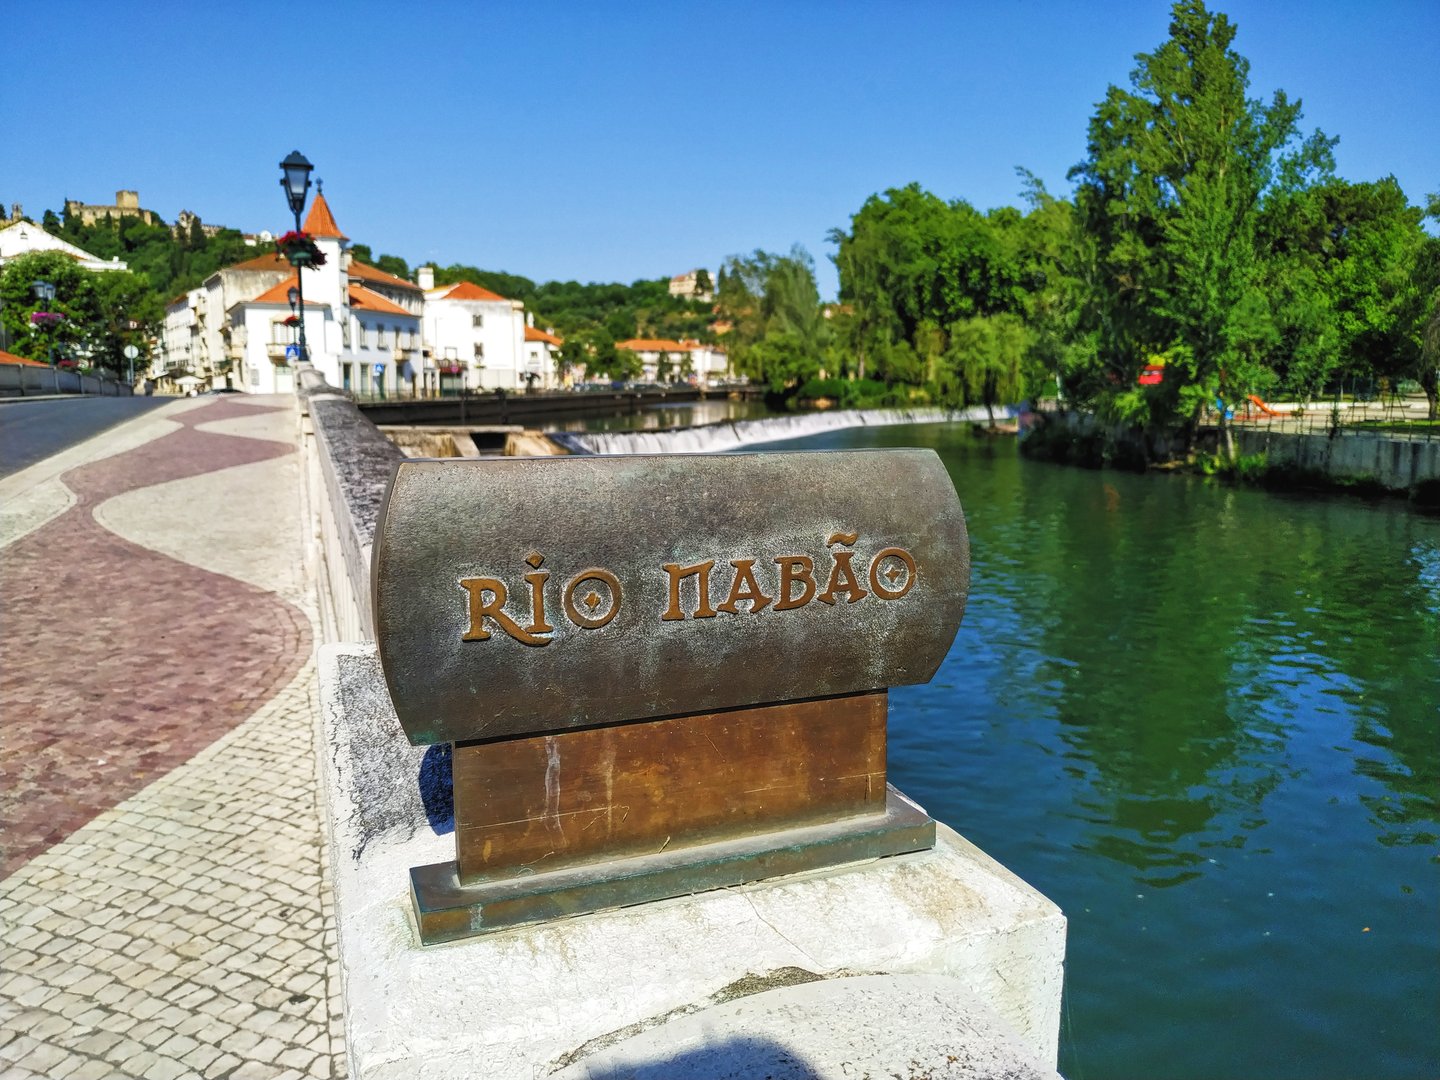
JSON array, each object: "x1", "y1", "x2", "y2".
[
  {"x1": 285, "y1": 344, "x2": 300, "y2": 361},
  {"x1": 373, "y1": 363, "x2": 386, "y2": 376}
]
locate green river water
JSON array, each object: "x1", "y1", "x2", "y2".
[{"x1": 742, "y1": 422, "x2": 1440, "y2": 1080}]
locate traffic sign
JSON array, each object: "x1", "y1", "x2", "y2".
[{"x1": 286, "y1": 344, "x2": 301, "y2": 361}]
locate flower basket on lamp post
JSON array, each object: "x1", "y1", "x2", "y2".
[{"x1": 275, "y1": 230, "x2": 326, "y2": 268}]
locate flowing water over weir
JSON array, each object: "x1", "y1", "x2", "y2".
[
  {"x1": 551, "y1": 405, "x2": 1015, "y2": 455},
  {"x1": 547, "y1": 410, "x2": 1439, "y2": 1080}
]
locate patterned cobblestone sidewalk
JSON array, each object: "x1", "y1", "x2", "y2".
[
  {"x1": 0, "y1": 664, "x2": 341, "y2": 1079},
  {"x1": 0, "y1": 397, "x2": 340, "y2": 1078},
  {"x1": 1, "y1": 399, "x2": 310, "y2": 876}
]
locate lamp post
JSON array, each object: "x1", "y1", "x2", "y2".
[
  {"x1": 287, "y1": 286, "x2": 301, "y2": 365},
  {"x1": 278, "y1": 151, "x2": 314, "y2": 362},
  {"x1": 31, "y1": 280, "x2": 57, "y2": 366}
]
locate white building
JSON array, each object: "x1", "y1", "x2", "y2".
[
  {"x1": 668, "y1": 269, "x2": 713, "y2": 302},
  {"x1": 419, "y1": 268, "x2": 529, "y2": 392},
  {"x1": 214, "y1": 192, "x2": 422, "y2": 395},
  {"x1": 615, "y1": 338, "x2": 730, "y2": 386},
  {"x1": 160, "y1": 187, "x2": 557, "y2": 396},
  {"x1": 0, "y1": 216, "x2": 128, "y2": 272},
  {"x1": 161, "y1": 252, "x2": 291, "y2": 388},
  {"x1": 524, "y1": 323, "x2": 564, "y2": 388}
]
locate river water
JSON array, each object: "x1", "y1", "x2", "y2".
[{"x1": 569, "y1": 416, "x2": 1440, "y2": 1079}]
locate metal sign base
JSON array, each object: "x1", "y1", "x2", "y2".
[{"x1": 410, "y1": 786, "x2": 935, "y2": 945}]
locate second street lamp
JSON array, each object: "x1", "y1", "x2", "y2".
[
  {"x1": 31, "y1": 280, "x2": 57, "y2": 367},
  {"x1": 287, "y1": 286, "x2": 302, "y2": 365},
  {"x1": 278, "y1": 151, "x2": 314, "y2": 363}
]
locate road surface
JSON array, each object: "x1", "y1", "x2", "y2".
[{"x1": 0, "y1": 395, "x2": 172, "y2": 477}]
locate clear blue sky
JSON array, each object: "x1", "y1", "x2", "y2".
[{"x1": 5, "y1": 1, "x2": 1436, "y2": 299}]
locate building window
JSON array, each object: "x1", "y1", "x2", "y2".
[
  {"x1": 378, "y1": 326, "x2": 389, "y2": 350},
  {"x1": 472, "y1": 314, "x2": 484, "y2": 328},
  {"x1": 473, "y1": 343, "x2": 484, "y2": 361}
]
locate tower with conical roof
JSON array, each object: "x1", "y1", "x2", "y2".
[{"x1": 301, "y1": 186, "x2": 349, "y2": 320}]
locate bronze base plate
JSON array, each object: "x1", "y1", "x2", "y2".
[{"x1": 410, "y1": 786, "x2": 935, "y2": 945}]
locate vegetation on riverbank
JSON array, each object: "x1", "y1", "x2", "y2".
[
  {"x1": 815, "y1": 0, "x2": 1440, "y2": 450},
  {"x1": 1018, "y1": 409, "x2": 1440, "y2": 510}
]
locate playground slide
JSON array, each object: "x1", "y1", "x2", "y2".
[{"x1": 1247, "y1": 394, "x2": 1282, "y2": 417}]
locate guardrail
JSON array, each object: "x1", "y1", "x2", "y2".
[
  {"x1": 296, "y1": 365, "x2": 403, "y2": 642},
  {"x1": 0, "y1": 363, "x2": 135, "y2": 398},
  {"x1": 1218, "y1": 393, "x2": 1437, "y2": 442}
]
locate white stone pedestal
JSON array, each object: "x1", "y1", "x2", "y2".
[{"x1": 318, "y1": 643, "x2": 1066, "y2": 1080}]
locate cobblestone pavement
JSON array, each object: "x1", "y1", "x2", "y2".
[
  {"x1": 1, "y1": 399, "x2": 310, "y2": 876},
  {"x1": 0, "y1": 397, "x2": 341, "y2": 1078}
]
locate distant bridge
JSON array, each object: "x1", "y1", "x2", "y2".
[{"x1": 355, "y1": 384, "x2": 762, "y2": 426}]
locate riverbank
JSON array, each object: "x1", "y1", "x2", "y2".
[
  {"x1": 1020, "y1": 410, "x2": 1440, "y2": 512},
  {"x1": 732, "y1": 418, "x2": 1440, "y2": 1080}
]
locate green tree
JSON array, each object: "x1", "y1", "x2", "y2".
[
  {"x1": 0, "y1": 252, "x2": 158, "y2": 374},
  {"x1": 86, "y1": 270, "x2": 161, "y2": 376},
  {"x1": 1, "y1": 252, "x2": 93, "y2": 363},
  {"x1": 831, "y1": 183, "x2": 1039, "y2": 396},
  {"x1": 717, "y1": 246, "x2": 828, "y2": 395},
  {"x1": 604, "y1": 309, "x2": 638, "y2": 341},
  {"x1": 374, "y1": 253, "x2": 411, "y2": 280},
  {"x1": 555, "y1": 334, "x2": 585, "y2": 382},
  {"x1": 1068, "y1": 0, "x2": 1334, "y2": 457},
  {"x1": 1405, "y1": 195, "x2": 1440, "y2": 418},
  {"x1": 943, "y1": 313, "x2": 1032, "y2": 424},
  {"x1": 1014, "y1": 171, "x2": 1094, "y2": 407},
  {"x1": 694, "y1": 268, "x2": 713, "y2": 295}
]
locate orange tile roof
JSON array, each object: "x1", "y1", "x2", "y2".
[
  {"x1": 227, "y1": 252, "x2": 292, "y2": 273},
  {"x1": 435, "y1": 281, "x2": 508, "y2": 302},
  {"x1": 347, "y1": 284, "x2": 413, "y2": 316},
  {"x1": 250, "y1": 276, "x2": 322, "y2": 306},
  {"x1": 349, "y1": 261, "x2": 421, "y2": 291},
  {"x1": 525, "y1": 326, "x2": 563, "y2": 346},
  {"x1": 303, "y1": 193, "x2": 348, "y2": 240},
  {"x1": 616, "y1": 338, "x2": 698, "y2": 352},
  {"x1": 1, "y1": 348, "x2": 47, "y2": 367}
]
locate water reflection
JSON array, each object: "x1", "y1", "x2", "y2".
[{"x1": 743, "y1": 420, "x2": 1440, "y2": 1078}]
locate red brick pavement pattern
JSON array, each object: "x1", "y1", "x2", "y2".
[{"x1": 0, "y1": 400, "x2": 313, "y2": 878}]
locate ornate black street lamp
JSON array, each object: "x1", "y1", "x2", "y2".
[
  {"x1": 31, "y1": 280, "x2": 57, "y2": 366},
  {"x1": 278, "y1": 151, "x2": 314, "y2": 362}
]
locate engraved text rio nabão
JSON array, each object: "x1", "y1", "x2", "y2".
[{"x1": 459, "y1": 531, "x2": 918, "y2": 648}]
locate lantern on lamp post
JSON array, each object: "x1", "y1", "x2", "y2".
[{"x1": 278, "y1": 151, "x2": 314, "y2": 362}]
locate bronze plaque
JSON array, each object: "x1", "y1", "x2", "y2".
[
  {"x1": 453, "y1": 692, "x2": 887, "y2": 883},
  {"x1": 412, "y1": 786, "x2": 936, "y2": 944},
  {"x1": 373, "y1": 449, "x2": 969, "y2": 744}
]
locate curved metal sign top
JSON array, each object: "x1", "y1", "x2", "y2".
[{"x1": 373, "y1": 449, "x2": 969, "y2": 744}]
